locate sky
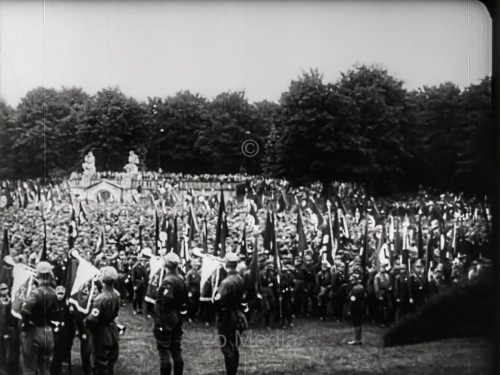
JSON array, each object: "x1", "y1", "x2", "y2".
[{"x1": 0, "y1": 0, "x2": 492, "y2": 107}]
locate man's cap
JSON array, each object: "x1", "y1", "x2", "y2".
[
  {"x1": 101, "y1": 266, "x2": 118, "y2": 283},
  {"x1": 414, "y1": 259, "x2": 424, "y2": 268},
  {"x1": 191, "y1": 258, "x2": 201, "y2": 266},
  {"x1": 139, "y1": 247, "x2": 153, "y2": 259},
  {"x1": 164, "y1": 252, "x2": 181, "y2": 268},
  {"x1": 0, "y1": 282, "x2": 8, "y2": 290},
  {"x1": 36, "y1": 261, "x2": 53, "y2": 275},
  {"x1": 265, "y1": 259, "x2": 274, "y2": 267},
  {"x1": 55, "y1": 285, "x2": 66, "y2": 293},
  {"x1": 224, "y1": 252, "x2": 239, "y2": 266}
]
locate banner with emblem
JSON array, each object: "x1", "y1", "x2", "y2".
[
  {"x1": 144, "y1": 255, "x2": 164, "y2": 304},
  {"x1": 199, "y1": 255, "x2": 222, "y2": 302},
  {"x1": 68, "y1": 258, "x2": 100, "y2": 314},
  {"x1": 11, "y1": 263, "x2": 35, "y2": 319}
]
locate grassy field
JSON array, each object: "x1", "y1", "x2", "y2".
[{"x1": 64, "y1": 304, "x2": 492, "y2": 375}]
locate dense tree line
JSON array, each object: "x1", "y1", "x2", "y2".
[{"x1": 0, "y1": 65, "x2": 492, "y2": 196}]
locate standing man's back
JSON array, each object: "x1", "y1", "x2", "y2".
[{"x1": 20, "y1": 261, "x2": 58, "y2": 375}]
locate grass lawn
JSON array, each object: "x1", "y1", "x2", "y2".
[{"x1": 64, "y1": 304, "x2": 492, "y2": 374}]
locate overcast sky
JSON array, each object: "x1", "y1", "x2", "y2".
[{"x1": 0, "y1": 0, "x2": 492, "y2": 107}]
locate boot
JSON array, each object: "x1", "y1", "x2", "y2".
[
  {"x1": 347, "y1": 327, "x2": 362, "y2": 345},
  {"x1": 173, "y1": 359, "x2": 184, "y2": 375}
]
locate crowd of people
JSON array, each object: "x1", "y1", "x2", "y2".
[{"x1": 0, "y1": 174, "x2": 493, "y2": 375}]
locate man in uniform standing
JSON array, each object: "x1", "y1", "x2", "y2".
[
  {"x1": 131, "y1": 253, "x2": 148, "y2": 315},
  {"x1": 153, "y1": 252, "x2": 188, "y2": 375},
  {"x1": 0, "y1": 282, "x2": 20, "y2": 375},
  {"x1": 50, "y1": 285, "x2": 70, "y2": 375},
  {"x1": 316, "y1": 260, "x2": 332, "y2": 321},
  {"x1": 394, "y1": 264, "x2": 410, "y2": 321},
  {"x1": 331, "y1": 256, "x2": 348, "y2": 322},
  {"x1": 20, "y1": 261, "x2": 58, "y2": 375},
  {"x1": 215, "y1": 252, "x2": 246, "y2": 375},
  {"x1": 185, "y1": 258, "x2": 201, "y2": 323},
  {"x1": 409, "y1": 259, "x2": 427, "y2": 311},
  {"x1": 374, "y1": 260, "x2": 393, "y2": 327},
  {"x1": 84, "y1": 266, "x2": 121, "y2": 375}
]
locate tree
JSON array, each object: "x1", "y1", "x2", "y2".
[
  {"x1": 197, "y1": 91, "x2": 268, "y2": 174},
  {"x1": 145, "y1": 91, "x2": 210, "y2": 173},
  {"x1": 0, "y1": 100, "x2": 16, "y2": 178},
  {"x1": 76, "y1": 88, "x2": 148, "y2": 172},
  {"x1": 9, "y1": 87, "x2": 93, "y2": 179},
  {"x1": 273, "y1": 69, "x2": 367, "y2": 189},
  {"x1": 455, "y1": 77, "x2": 492, "y2": 196},
  {"x1": 410, "y1": 82, "x2": 465, "y2": 192},
  {"x1": 335, "y1": 65, "x2": 415, "y2": 195}
]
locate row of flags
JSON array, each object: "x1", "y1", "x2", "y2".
[{"x1": 0, "y1": 182, "x2": 487, "y2": 319}]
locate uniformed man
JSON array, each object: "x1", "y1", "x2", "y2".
[
  {"x1": 302, "y1": 255, "x2": 317, "y2": 317},
  {"x1": 20, "y1": 261, "x2": 58, "y2": 375},
  {"x1": 185, "y1": 258, "x2": 201, "y2": 322},
  {"x1": 409, "y1": 259, "x2": 427, "y2": 311},
  {"x1": 153, "y1": 252, "x2": 188, "y2": 375},
  {"x1": 84, "y1": 266, "x2": 121, "y2": 375},
  {"x1": 393, "y1": 264, "x2": 410, "y2": 321},
  {"x1": 111, "y1": 250, "x2": 131, "y2": 305},
  {"x1": 50, "y1": 286, "x2": 70, "y2": 375},
  {"x1": 316, "y1": 260, "x2": 332, "y2": 320},
  {"x1": 131, "y1": 253, "x2": 148, "y2": 315},
  {"x1": 428, "y1": 263, "x2": 447, "y2": 297},
  {"x1": 374, "y1": 260, "x2": 393, "y2": 327},
  {"x1": 214, "y1": 252, "x2": 247, "y2": 375},
  {"x1": 260, "y1": 259, "x2": 277, "y2": 330},
  {"x1": 331, "y1": 256, "x2": 348, "y2": 322},
  {"x1": 0, "y1": 282, "x2": 20, "y2": 375},
  {"x1": 280, "y1": 265, "x2": 294, "y2": 328},
  {"x1": 347, "y1": 272, "x2": 367, "y2": 345},
  {"x1": 291, "y1": 257, "x2": 305, "y2": 317}
]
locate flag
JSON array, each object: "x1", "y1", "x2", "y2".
[
  {"x1": 199, "y1": 255, "x2": 223, "y2": 302},
  {"x1": 239, "y1": 226, "x2": 247, "y2": 258},
  {"x1": 308, "y1": 197, "x2": 324, "y2": 231},
  {"x1": 272, "y1": 212, "x2": 281, "y2": 274},
  {"x1": 11, "y1": 263, "x2": 36, "y2": 319},
  {"x1": 200, "y1": 216, "x2": 208, "y2": 252},
  {"x1": 154, "y1": 210, "x2": 160, "y2": 256},
  {"x1": 170, "y1": 216, "x2": 179, "y2": 255},
  {"x1": 0, "y1": 187, "x2": 14, "y2": 209},
  {"x1": 375, "y1": 221, "x2": 390, "y2": 268},
  {"x1": 320, "y1": 201, "x2": 336, "y2": 266},
  {"x1": 95, "y1": 227, "x2": 106, "y2": 257},
  {"x1": 262, "y1": 211, "x2": 273, "y2": 254},
  {"x1": 68, "y1": 255, "x2": 100, "y2": 314},
  {"x1": 277, "y1": 189, "x2": 288, "y2": 213},
  {"x1": 68, "y1": 207, "x2": 78, "y2": 249},
  {"x1": 360, "y1": 214, "x2": 369, "y2": 287},
  {"x1": 296, "y1": 209, "x2": 307, "y2": 260},
  {"x1": 138, "y1": 224, "x2": 144, "y2": 252},
  {"x1": 40, "y1": 220, "x2": 48, "y2": 261},
  {"x1": 0, "y1": 229, "x2": 11, "y2": 284},
  {"x1": 248, "y1": 236, "x2": 262, "y2": 298},
  {"x1": 338, "y1": 208, "x2": 350, "y2": 239},
  {"x1": 214, "y1": 190, "x2": 229, "y2": 257},
  {"x1": 247, "y1": 201, "x2": 259, "y2": 229},
  {"x1": 78, "y1": 201, "x2": 88, "y2": 224},
  {"x1": 145, "y1": 255, "x2": 165, "y2": 304},
  {"x1": 64, "y1": 256, "x2": 78, "y2": 300},
  {"x1": 188, "y1": 205, "x2": 198, "y2": 242},
  {"x1": 417, "y1": 215, "x2": 424, "y2": 259}
]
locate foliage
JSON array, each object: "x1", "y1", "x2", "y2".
[{"x1": 0, "y1": 67, "x2": 492, "y2": 197}]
